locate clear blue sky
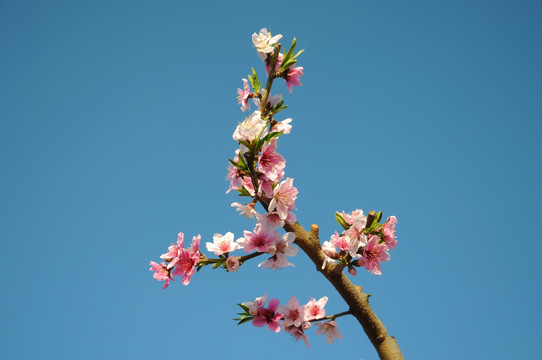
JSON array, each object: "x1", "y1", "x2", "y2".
[{"x1": 1, "y1": 1, "x2": 541, "y2": 359}]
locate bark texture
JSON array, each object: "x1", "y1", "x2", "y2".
[{"x1": 283, "y1": 222, "x2": 404, "y2": 360}]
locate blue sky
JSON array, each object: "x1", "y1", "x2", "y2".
[{"x1": 1, "y1": 1, "x2": 541, "y2": 359}]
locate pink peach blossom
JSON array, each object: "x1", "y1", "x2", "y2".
[
  {"x1": 268, "y1": 178, "x2": 298, "y2": 220},
  {"x1": 330, "y1": 231, "x2": 349, "y2": 252},
  {"x1": 285, "y1": 66, "x2": 303, "y2": 93},
  {"x1": 243, "y1": 294, "x2": 268, "y2": 316},
  {"x1": 237, "y1": 78, "x2": 251, "y2": 112},
  {"x1": 361, "y1": 235, "x2": 390, "y2": 275},
  {"x1": 252, "y1": 298, "x2": 283, "y2": 333},
  {"x1": 314, "y1": 320, "x2": 343, "y2": 344},
  {"x1": 172, "y1": 235, "x2": 201, "y2": 285},
  {"x1": 305, "y1": 296, "x2": 328, "y2": 320},
  {"x1": 149, "y1": 261, "x2": 174, "y2": 289},
  {"x1": 231, "y1": 202, "x2": 259, "y2": 219},
  {"x1": 206, "y1": 232, "x2": 239, "y2": 255},
  {"x1": 237, "y1": 224, "x2": 280, "y2": 254},
  {"x1": 380, "y1": 216, "x2": 398, "y2": 250},
  {"x1": 271, "y1": 118, "x2": 292, "y2": 135},
  {"x1": 258, "y1": 139, "x2": 285, "y2": 183},
  {"x1": 277, "y1": 296, "x2": 307, "y2": 328},
  {"x1": 232, "y1": 111, "x2": 267, "y2": 143},
  {"x1": 341, "y1": 209, "x2": 366, "y2": 226},
  {"x1": 226, "y1": 256, "x2": 239, "y2": 272},
  {"x1": 284, "y1": 325, "x2": 310, "y2": 348},
  {"x1": 252, "y1": 28, "x2": 282, "y2": 60},
  {"x1": 260, "y1": 211, "x2": 284, "y2": 229},
  {"x1": 160, "y1": 232, "x2": 184, "y2": 269}
]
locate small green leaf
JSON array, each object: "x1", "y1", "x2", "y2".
[
  {"x1": 335, "y1": 212, "x2": 350, "y2": 230},
  {"x1": 262, "y1": 131, "x2": 282, "y2": 143},
  {"x1": 228, "y1": 158, "x2": 245, "y2": 171},
  {"x1": 237, "y1": 139, "x2": 251, "y2": 149},
  {"x1": 236, "y1": 187, "x2": 252, "y2": 197},
  {"x1": 236, "y1": 317, "x2": 254, "y2": 325},
  {"x1": 285, "y1": 38, "x2": 297, "y2": 61},
  {"x1": 238, "y1": 304, "x2": 250, "y2": 312},
  {"x1": 251, "y1": 68, "x2": 261, "y2": 91}
]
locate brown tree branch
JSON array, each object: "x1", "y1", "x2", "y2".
[{"x1": 283, "y1": 221, "x2": 404, "y2": 360}]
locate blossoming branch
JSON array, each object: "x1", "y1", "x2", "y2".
[{"x1": 149, "y1": 28, "x2": 402, "y2": 358}]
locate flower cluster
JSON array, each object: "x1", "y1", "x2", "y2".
[
  {"x1": 150, "y1": 227, "x2": 300, "y2": 288},
  {"x1": 323, "y1": 210, "x2": 398, "y2": 275},
  {"x1": 149, "y1": 232, "x2": 201, "y2": 288},
  {"x1": 235, "y1": 294, "x2": 342, "y2": 347}
]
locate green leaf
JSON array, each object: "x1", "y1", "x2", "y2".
[
  {"x1": 377, "y1": 211, "x2": 383, "y2": 222},
  {"x1": 281, "y1": 59, "x2": 298, "y2": 70},
  {"x1": 236, "y1": 187, "x2": 252, "y2": 197},
  {"x1": 238, "y1": 152, "x2": 249, "y2": 169},
  {"x1": 285, "y1": 38, "x2": 297, "y2": 61},
  {"x1": 236, "y1": 317, "x2": 254, "y2": 325},
  {"x1": 237, "y1": 139, "x2": 252, "y2": 149},
  {"x1": 279, "y1": 38, "x2": 297, "y2": 72},
  {"x1": 262, "y1": 131, "x2": 283, "y2": 143},
  {"x1": 238, "y1": 304, "x2": 250, "y2": 312},
  {"x1": 228, "y1": 158, "x2": 245, "y2": 171},
  {"x1": 250, "y1": 68, "x2": 261, "y2": 91},
  {"x1": 335, "y1": 212, "x2": 350, "y2": 230}
]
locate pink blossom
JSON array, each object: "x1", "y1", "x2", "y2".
[
  {"x1": 231, "y1": 202, "x2": 259, "y2": 219},
  {"x1": 271, "y1": 118, "x2": 292, "y2": 135},
  {"x1": 232, "y1": 111, "x2": 267, "y2": 143},
  {"x1": 237, "y1": 224, "x2": 280, "y2": 253},
  {"x1": 205, "y1": 232, "x2": 239, "y2": 255},
  {"x1": 342, "y1": 209, "x2": 368, "y2": 247},
  {"x1": 285, "y1": 210, "x2": 297, "y2": 224},
  {"x1": 160, "y1": 232, "x2": 184, "y2": 269},
  {"x1": 258, "y1": 139, "x2": 285, "y2": 182},
  {"x1": 321, "y1": 240, "x2": 339, "y2": 269},
  {"x1": 252, "y1": 298, "x2": 283, "y2": 333},
  {"x1": 314, "y1": 320, "x2": 343, "y2": 344},
  {"x1": 259, "y1": 254, "x2": 293, "y2": 270},
  {"x1": 172, "y1": 235, "x2": 201, "y2": 285},
  {"x1": 284, "y1": 325, "x2": 310, "y2": 348},
  {"x1": 277, "y1": 296, "x2": 307, "y2": 328},
  {"x1": 252, "y1": 28, "x2": 282, "y2": 60},
  {"x1": 284, "y1": 66, "x2": 303, "y2": 93},
  {"x1": 237, "y1": 78, "x2": 251, "y2": 112},
  {"x1": 260, "y1": 211, "x2": 284, "y2": 229},
  {"x1": 304, "y1": 296, "x2": 328, "y2": 320},
  {"x1": 226, "y1": 256, "x2": 239, "y2": 272},
  {"x1": 149, "y1": 261, "x2": 174, "y2": 289},
  {"x1": 380, "y1": 216, "x2": 398, "y2": 250},
  {"x1": 243, "y1": 294, "x2": 268, "y2": 316},
  {"x1": 361, "y1": 235, "x2": 390, "y2": 275},
  {"x1": 268, "y1": 178, "x2": 298, "y2": 220},
  {"x1": 342, "y1": 209, "x2": 367, "y2": 226},
  {"x1": 344, "y1": 221, "x2": 368, "y2": 247},
  {"x1": 330, "y1": 231, "x2": 349, "y2": 252},
  {"x1": 258, "y1": 231, "x2": 298, "y2": 269},
  {"x1": 258, "y1": 176, "x2": 274, "y2": 198},
  {"x1": 226, "y1": 149, "x2": 243, "y2": 194}
]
